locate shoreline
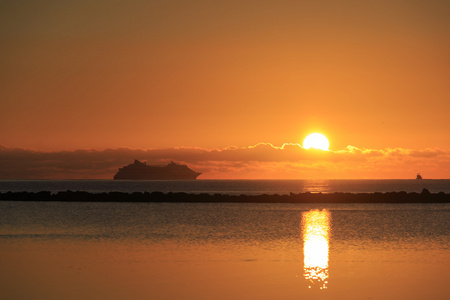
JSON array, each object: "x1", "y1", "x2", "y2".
[{"x1": 1, "y1": 189, "x2": 449, "y2": 203}]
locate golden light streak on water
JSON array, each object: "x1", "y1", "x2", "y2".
[{"x1": 302, "y1": 210, "x2": 330, "y2": 290}]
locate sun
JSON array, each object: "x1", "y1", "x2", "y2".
[{"x1": 303, "y1": 133, "x2": 330, "y2": 151}]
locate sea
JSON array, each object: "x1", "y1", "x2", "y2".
[
  {"x1": 0, "y1": 179, "x2": 449, "y2": 195},
  {"x1": 1, "y1": 179, "x2": 449, "y2": 300}
]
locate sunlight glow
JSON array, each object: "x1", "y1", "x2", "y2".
[
  {"x1": 303, "y1": 133, "x2": 330, "y2": 151},
  {"x1": 303, "y1": 210, "x2": 330, "y2": 290}
]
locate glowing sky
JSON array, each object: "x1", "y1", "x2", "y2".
[{"x1": 1, "y1": 1, "x2": 449, "y2": 179}]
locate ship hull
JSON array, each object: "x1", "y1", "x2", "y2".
[{"x1": 113, "y1": 172, "x2": 201, "y2": 180}]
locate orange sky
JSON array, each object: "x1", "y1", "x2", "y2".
[{"x1": 1, "y1": 1, "x2": 449, "y2": 179}]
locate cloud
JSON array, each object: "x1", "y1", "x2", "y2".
[{"x1": 0, "y1": 144, "x2": 449, "y2": 179}]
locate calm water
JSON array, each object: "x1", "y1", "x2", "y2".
[
  {"x1": 1, "y1": 179, "x2": 449, "y2": 194},
  {"x1": 0, "y1": 201, "x2": 449, "y2": 300}
]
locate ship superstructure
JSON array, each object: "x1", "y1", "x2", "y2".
[{"x1": 114, "y1": 160, "x2": 201, "y2": 180}]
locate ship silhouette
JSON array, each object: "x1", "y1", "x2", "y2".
[
  {"x1": 416, "y1": 173, "x2": 423, "y2": 180},
  {"x1": 114, "y1": 160, "x2": 201, "y2": 180}
]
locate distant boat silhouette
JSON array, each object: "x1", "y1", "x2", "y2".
[
  {"x1": 416, "y1": 173, "x2": 423, "y2": 180},
  {"x1": 114, "y1": 160, "x2": 201, "y2": 180}
]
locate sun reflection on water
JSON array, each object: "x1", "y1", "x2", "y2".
[
  {"x1": 303, "y1": 180, "x2": 331, "y2": 193},
  {"x1": 302, "y1": 210, "x2": 330, "y2": 290}
]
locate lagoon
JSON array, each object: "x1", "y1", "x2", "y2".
[{"x1": 0, "y1": 201, "x2": 449, "y2": 300}]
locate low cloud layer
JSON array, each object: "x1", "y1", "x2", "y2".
[{"x1": 0, "y1": 144, "x2": 448, "y2": 179}]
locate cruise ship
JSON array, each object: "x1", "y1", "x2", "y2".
[{"x1": 113, "y1": 160, "x2": 201, "y2": 180}]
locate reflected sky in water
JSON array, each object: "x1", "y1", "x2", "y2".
[
  {"x1": 0, "y1": 202, "x2": 449, "y2": 300},
  {"x1": 302, "y1": 210, "x2": 330, "y2": 290}
]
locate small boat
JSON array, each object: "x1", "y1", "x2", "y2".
[{"x1": 416, "y1": 173, "x2": 423, "y2": 180}]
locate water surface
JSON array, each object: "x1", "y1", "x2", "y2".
[
  {"x1": 0, "y1": 202, "x2": 448, "y2": 299},
  {"x1": 1, "y1": 179, "x2": 449, "y2": 195}
]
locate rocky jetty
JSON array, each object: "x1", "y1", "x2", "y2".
[{"x1": 1, "y1": 189, "x2": 449, "y2": 203}]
